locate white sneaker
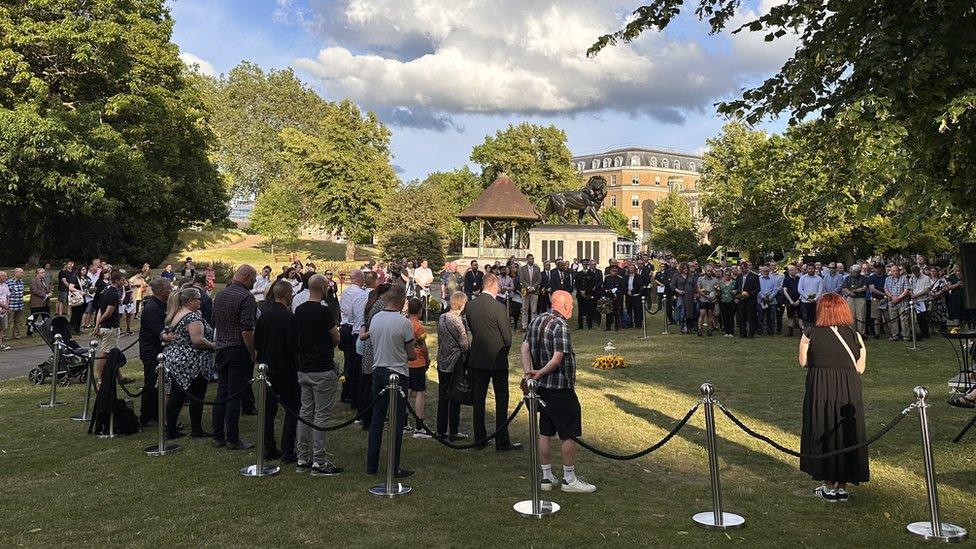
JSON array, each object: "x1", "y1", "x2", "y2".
[
  {"x1": 560, "y1": 477, "x2": 597, "y2": 493},
  {"x1": 412, "y1": 431, "x2": 431, "y2": 439},
  {"x1": 540, "y1": 477, "x2": 555, "y2": 492}
]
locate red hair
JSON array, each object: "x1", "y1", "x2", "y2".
[{"x1": 815, "y1": 293, "x2": 853, "y2": 327}]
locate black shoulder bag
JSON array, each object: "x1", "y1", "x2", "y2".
[{"x1": 447, "y1": 317, "x2": 474, "y2": 405}]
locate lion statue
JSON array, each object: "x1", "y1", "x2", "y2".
[{"x1": 541, "y1": 176, "x2": 608, "y2": 224}]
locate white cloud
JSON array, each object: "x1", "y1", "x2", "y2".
[
  {"x1": 179, "y1": 52, "x2": 217, "y2": 77},
  {"x1": 284, "y1": 0, "x2": 794, "y2": 129}
]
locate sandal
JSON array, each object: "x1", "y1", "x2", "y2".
[{"x1": 949, "y1": 395, "x2": 976, "y2": 409}]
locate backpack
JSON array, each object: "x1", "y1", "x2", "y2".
[{"x1": 92, "y1": 399, "x2": 141, "y2": 436}]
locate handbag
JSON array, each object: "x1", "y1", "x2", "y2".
[
  {"x1": 445, "y1": 318, "x2": 473, "y2": 405},
  {"x1": 68, "y1": 289, "x2": 85, "y2": 308}
]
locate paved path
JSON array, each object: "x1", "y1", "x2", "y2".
[{"x1": 0, "y1": 334, "x2": 138, "y2": 382}]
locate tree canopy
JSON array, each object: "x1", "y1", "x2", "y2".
[
  {"x1": 0, "y1": 0, "x2": 227, "y2": 265},
  {"x1": 282, "y1": 100, "x2": 398, "y2": 260},
  {"x1": 589, "y1": 0, "x2": 976, "y2": 233},
  {"x1": 249, "y1": 180, "x2": 301, "y2": 259},
  {"x1": 648, "y1": 190, "x2": 698, "y2": 259},
  {"x1": 470, "y1": 123, "x2": 578, "y2": 204},
  {"x1": 601, "y1": 206, "x2": 637, "y2": 240}
]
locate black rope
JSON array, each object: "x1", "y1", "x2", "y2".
[
  {"x1": 404, "y1": 396, "x2": 526, "y2": 450},
  {"x1": 537, "y1": 400, "x2": 700, "y2": 460},
  {"x1": 716, "y1": 401, "x2": 913, "y2": 459},
  {"x1": 118, "y1": 381, "x2": 146, "y2": 398},
  {"x1": 167, "y1": 371, "x2": 253, "y2": 406},
  {"x1": 851, "y1": 305, "x2": 912, "y2": 327},
  {"x1": 265, "y1": 380, "x2": 387, "y2": 431}
]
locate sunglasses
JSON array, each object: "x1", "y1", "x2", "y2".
[{"x1": 326, "y1": 272, "x2": 333, "y2": 276}]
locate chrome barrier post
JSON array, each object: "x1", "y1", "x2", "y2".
[
  {"x1": 663, "y1": 296, "x2": 671, "y2": 335},
  {"x1": 514, "y1": 378, "x2": 559, "y2": 517},
  {"x1": 693, "y1": 383, "x2": 744, "y2": 529},
  {"x1": 70, "y1": 340, "x2": 98, "y2": 421},
  {"x1": 906, "y1": 386, "x2": 967, "y2": 542},
  {"x1": 145, "y1": 354, "x2": 181, "y2": 456},
  {"x1": 370, "y1": 374, "x2": 411, "y2": 497},
  {"x1": 638, "y1": 296, "x2": 650, "y2": 340},
  {"x1": 908, "y1": 301, "x2": 918, "y2": 350},
  {"x1": 40, "y1": 334, "x2": 67, "y2": 408},
  {"x1": 241, "y1": 364, "x2": 280, "y2": 477}
]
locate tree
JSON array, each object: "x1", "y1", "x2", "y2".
[
  {"x1": 601, "y1": 206, "x2": 637, "y2": 240},
  {"x1": 423, "y1": 168, "x2": 483, "y2": 251},
  {"x1": 470, "y1": 123, "x2": 578, "y2": 204},
  {"x1": 649, "y1": 191, "x2": 698, "y2": 259},
  {"x1": 249, "y1": 181, "x2": 301, "y2": 259},
  {"x1": 589, "y1": 1, "x2": 976, "y2": 232},
  {"x1": 380, "y1": 227, "x2": 445, "y2": 268},
  {"x1": 375, "y1": 180, "x2": 449, "y2": 256},
  {"x1": 0, "y1": 0, "x2": 227, "y2": 265},
  {"x1": 195, "y1": 62, "x2": 330, "y2": 197},
  {"x1": 281, "y1": 100, "x2": 398, "y2": 261}
]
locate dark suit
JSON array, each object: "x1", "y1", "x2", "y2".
[
  {"x1": 658, "y1": 266, "x2": 676, "y2": 324},
  {"x1": 254, "y1": 302, "x2": 299, "y2": 461},
  {"x1": 549, "y1": 268, "x2": 574, "y2": 294},
  {"x1": 463, "y1": 269, "x2": 484, "y2": 298},
  {"x1": 538, "y1": 270, "x2": 551, "y2": 313},
  {"x1": 734, "y1": 271, "x2": 761, "y2": 338},
  {"x1": 465, "y1": 292, "x2": 513, "y2": 449},
  {"x1": 624, "y1": 272, "x2": 647, "y2": 328},
  {"x1": 603, "y1": 274, "x2": 625, "y2": 330},
  {"x1": 138, "y1": 296, "x2": 167, "y2": 424},
  {"x1": 576, "y1": 268, "x2": 602, "y2": 329}
]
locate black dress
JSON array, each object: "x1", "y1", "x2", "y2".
[{"x1": 800, "y1": 325, "x2": 869, "y2": 484}]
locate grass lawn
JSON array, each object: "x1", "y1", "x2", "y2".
[{"x1": 1, "y1": 312, "x2": 974, "y2": 547}]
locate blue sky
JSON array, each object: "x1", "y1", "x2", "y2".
[{"x1": 169, "y1": 0, "x2": 792, "y2": 181}]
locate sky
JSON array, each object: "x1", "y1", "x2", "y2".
[{"x1": 168, "y1": 0, "x2": 794, "y2": 182}]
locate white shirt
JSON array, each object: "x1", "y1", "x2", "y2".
[
  {"x1": 339, "y1": 284, "x2": 369, "y2": 329},
  {"x1": 798, "y1": 274, "x2": 823, "y2": 303},
  {"x1": 252, "y1": 274, "x2": 271, "y2": 301},
  {"x1": 292, "y1": 289, "x2": 311, "y2": 310},
  {"x1": 414, "y1": 267, "x2": 434, "y2": 288}
]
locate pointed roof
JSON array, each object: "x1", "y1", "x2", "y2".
[{"x1": 457, "y1": 172, "x2": 541, "y2": 221}]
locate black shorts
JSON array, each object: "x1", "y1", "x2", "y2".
[
  {"x1": 699, "y1": 302, "x2": 715, "y2": 311},
  {"x1": 538, "y1": 388, "x2": 582, "y2": 440},
  {"x1": 408, "y1": 366, "x2": 428, "y2": 391}
]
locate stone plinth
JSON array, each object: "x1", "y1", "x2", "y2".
[{"x1": 528, "y1": 225, "x2": 618, "y2": 264}]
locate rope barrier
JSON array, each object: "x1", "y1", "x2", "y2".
[
  {"x1": 118, "y1": 381, "x2": 147, "y2": 398},
  {"x1": 715, "y1": 400, "x2": 915, "y2": 459},
  {"x1": 167, "y1": 371, "x2": 254, "y2": 406},
  {"x1": 538, "y1": 399, "x2": 701, "y2": 460},
  {"x1": 851, "y1": 304, "x2": 912, "y2": 328},
  {"x1": 404, "y1": 396, "x2": 526, "y2": 450},
  {"x1": 264, "y1": 380, "x2": 387, "y2": 432}
]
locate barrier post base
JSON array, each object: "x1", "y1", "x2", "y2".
[
  {"x1": 692, "y1": 511, "x2": 745, "y2": 529},
  {"x1": 39, "y1": 401, "x2": 66, "y2": 408},
  {"x1": 240, "y1": 464, "x2": 280, "y2": 477},
  {"x1": 144, "y1": 443, "x2": 182, "y2": 456},
  {"x1": 907, "y1": 522, "x2": 967, "y2": 542},
  {"x1": 513, "y1": 500, "x2": 559, "y2": 518},
  {"x1": 69, "y1": 413, "x2": 90, "y2": 422},
  {"x1": 369, "y1": 483, "x2": 411, "y2": 498}
]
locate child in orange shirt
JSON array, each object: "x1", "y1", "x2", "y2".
[{"x1": 406, "y1": 298, "x2": 431, "y2": 438}]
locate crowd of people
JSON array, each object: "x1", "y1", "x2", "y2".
[{"x1": 5, "y1": 250, "x2": 974, "y2": 500}]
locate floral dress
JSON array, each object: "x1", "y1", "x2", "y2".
[
  {"x1": 163, "y1": 311, "x2": 215, "y2": 392},
  {"x1": 929, "y1": 276, "x2": 948, "y2": 325}
]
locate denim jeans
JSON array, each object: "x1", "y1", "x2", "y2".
[
  {"x1": 296, "y1": 370, "x2": 339, "y2": 464},
  {"x1": 366, "y1": 368, "x2": 407, "y2": 474}
]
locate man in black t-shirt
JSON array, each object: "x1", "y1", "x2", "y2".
[
  {"x1": 92, "y1": 271, "x2": 125, "y2": 385},
  {"x1": 293, "y1": 274, "x2": 342, "y2": 475},
  {"x1": 255, "y1": 279, "x2": 300, "y2": 463}
]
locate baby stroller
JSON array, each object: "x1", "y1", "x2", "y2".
[{"x1": 27, "y1": 315, "x2": 90, "y2": 387}]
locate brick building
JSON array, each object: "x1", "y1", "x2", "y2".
[{"x1": 571, "y1": 146, "x2": 709, "y2": 249}]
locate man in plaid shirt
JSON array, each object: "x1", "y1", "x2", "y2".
[
  {"x1": 520, "y1": 290, "x2": 596, "y2": 494},
  {"x1": 884, "y1": 265, "x2": 911, "y2": 341},
  {"x1": 8, "y1": 268, "x2": 25, "y2": 339}
]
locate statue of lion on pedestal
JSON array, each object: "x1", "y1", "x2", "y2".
[{"x1": 541, "y1": 176, "x2": 607, "y2": 225}]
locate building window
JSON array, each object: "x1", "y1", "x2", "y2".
[
  {"x1": 662, "y1": 158, "x2": 669, "y2": 169},
  {"x1": 650, "y1": 157, "x2": 657, "y2": 167},
  {"x1": 610, "y1": 195, "x2": 617, "y2": 207},
  {"x1": 614, "y1": 156, "x2": 623, "y2": 167},
  {"x1": 631, "y1": 195, "x2": 639, "y2": 207},
  {"x1": 673, "y1": 159, "x2": 680, "y2": 170},
  {"x1": 577, "y1": 161, "x2": 585, "y2": 172},
  {"x1": 654, "y1": 176, "x2": 661, "y2": 186},
  {"x1": 610, "y1": 174, "x2": 617, "y2": 186},
  {"x1": 630, "y1": 217, "x2": 640, "y2": 229},
  {"x1": 541, "y1": 239, "x2": 564, "y2": 263},
  {"x1": 591, "y1": 159, "x2": 599, "y2": 170},
  {"x1": 631, "y1": 175, "x2": 639, "y2": 186},
  {"x1": 602, "y1": 158, "x2": 611, "y2": 169},
  {"x1": 630, "y1": 155, "x2": 641, "y2": 167},
  {"x1": 688, "y1": 162, "x2": 696, "y2": 172}
]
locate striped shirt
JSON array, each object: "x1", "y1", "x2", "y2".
[
  {"x1": 884, "y1": 275, "x2": 910, "y2": 301},
  {"x1": 7, "y1": 279, "x2": 24, "y2": 310},
  {"x1": 524, "y1": 310, "x2": 576, "y2": 390}
]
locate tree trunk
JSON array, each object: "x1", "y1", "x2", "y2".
[
  {"x1": 270, "y1": 239, "x2": 275, "y2": 262},
  {"x1": 345, "y1": 239, "x2": 356, "y2": 262}
]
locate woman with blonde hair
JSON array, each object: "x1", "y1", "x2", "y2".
[
  {"x1": 435, "y1": 292, "x2": 470, "y2": 441},
  {"x1": 163, "y1": 287, "x2": 216, "y2": 439}
]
